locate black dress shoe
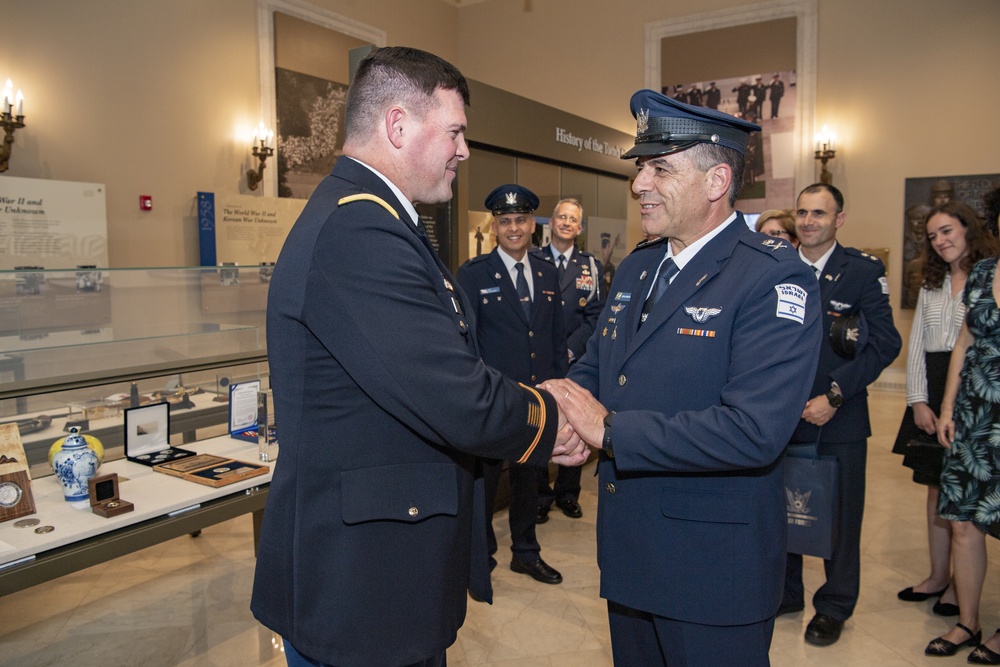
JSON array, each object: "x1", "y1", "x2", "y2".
[
  {"x1": 925, "y1": 622, "x2": 981, "y2": 656},
  {"x1": 898, "y1": 585, "x2": 948, "y2": 601},
  {"x1": 510, "y1": 557, "x2": 563, "y2": 584},
  {"x1": 969, "y1": 634, "x2": 1000, "y2": 664},
  {"x1": 804, "y1": 614, "x2": 844, "y2": 646},
  {"x1": 934, "y1": 600, "x2": 960, "y2": 616},
  {"x1": 556, "y1": 498, "x2": 583, "y2": 518},
  {"x1": 536, "y1": 505, "x2": 550, "y2": 524}
]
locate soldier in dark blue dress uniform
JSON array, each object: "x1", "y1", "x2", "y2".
[{"x1": 456, "y1": 185, "x2": 568, "y2": 586}]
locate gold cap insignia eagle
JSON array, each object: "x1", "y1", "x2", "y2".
[{"x1": 636, "y1": 108, "x2": 649, "y2": 135}]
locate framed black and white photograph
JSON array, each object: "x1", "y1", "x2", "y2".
[{"x1": 275, "y1": 67, "x2": 349, "y2": 200}]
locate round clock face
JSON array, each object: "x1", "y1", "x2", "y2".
[{"x1": 0, "y1": 481, "x2": 23, "y2": 508}]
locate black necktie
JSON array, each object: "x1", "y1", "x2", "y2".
[
  {"x1": 557, "y1": 254, "x2": 567, "y2": 281},
  {"x1": 639, "y1": 257, "x2": 679, "y2": 328},
  {"x1": 811, "y1": 264, "x2": 821, "y2": 278},
  {"x1": 515, "y1": 262, "x2": 531, "y2": 319}
]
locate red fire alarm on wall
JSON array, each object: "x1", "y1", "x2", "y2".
[{"x1": 139, "y1": 195, "x2": 152, "y2": 211}]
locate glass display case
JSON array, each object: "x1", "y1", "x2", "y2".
[{"x1": 0, "y1": 266, "x2": 273, "y2": 476}]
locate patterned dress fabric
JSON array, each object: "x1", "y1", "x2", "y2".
[{"x1": 939, "y1": 258, "x2": 1000, "y2": 538}]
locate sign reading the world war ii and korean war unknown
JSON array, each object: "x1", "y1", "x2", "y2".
[{"x1": 197, "y1": 192, "x2": 306, "y2": 266}]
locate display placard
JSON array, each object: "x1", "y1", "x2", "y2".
[{"x1": 229, "y1": 380, "x2": 261, "y2": 443}]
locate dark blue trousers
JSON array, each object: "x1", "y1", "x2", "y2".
[
  {"x1": 283, "y1": 640, "x2": 446, "y2": 667},
  {"x1": 608, "y1": 600, "x2": 775, "y2": 666}
]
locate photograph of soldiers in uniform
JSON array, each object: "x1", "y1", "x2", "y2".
[
  {"x1": 275, "y1": 67, "x2": 348, "y2": 200},
  {"x1": 901, "y1": 173, "x2": 1000, "y2": 308},
  {"x1": 662, "y1": 70, "x2": 796, "y2": 212}
]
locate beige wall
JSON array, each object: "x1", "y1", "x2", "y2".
[{"x1": 3, "y1": 0, "x2": 1000, "y2": 363}]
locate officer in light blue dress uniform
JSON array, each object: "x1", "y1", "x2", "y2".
[{"x1": 550, "y1": 89, "x2": 823, "y2": 666}]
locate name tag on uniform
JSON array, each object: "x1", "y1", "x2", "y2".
[{"x1": 479, "y1": 286, "x2": 501, "y2": 295}]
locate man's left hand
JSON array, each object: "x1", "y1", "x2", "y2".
[{"x1": 801, "y1": 395, "x2": 837, "y2": 426}]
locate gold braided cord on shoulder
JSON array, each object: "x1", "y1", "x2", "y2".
[
  {"x1": 515, "y1": 383, "x2": 547, "y2": 464},
  {"x1": 338, "y1": 193, "x2": 400, "y2": 220}
]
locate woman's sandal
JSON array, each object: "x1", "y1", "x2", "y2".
[
  {"x1": 926, "y1": 623, "x2": 982, "y2": 657},
  {"x1": 968, "y1": 630, "x2": 1000, "y2": 664}
]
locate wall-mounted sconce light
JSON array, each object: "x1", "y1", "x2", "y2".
[
  {"x1": 1, "y1": 78, "x2": 26, "y2": 173},
  {"x1": 246, "y1": 122, "x2": 275, "y2": 191},
  {"x1": 814, "y1": 124, "x2": 837, "y2": 185}
]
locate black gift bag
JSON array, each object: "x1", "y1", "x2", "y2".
[{"x1": 784, "y1": 443, "x2": 840, "y2": 560}]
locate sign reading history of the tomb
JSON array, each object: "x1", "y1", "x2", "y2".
[
  {"x1": 0, "y1": 177, "x2": 109, "y2": 270},
  {"x1": 197, "y1": 192, "x2": 305, "y2": 266}
]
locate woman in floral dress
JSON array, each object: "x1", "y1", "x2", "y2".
[{"x1": 925, "y1": 253, "x2": 1000, "y2": 662}]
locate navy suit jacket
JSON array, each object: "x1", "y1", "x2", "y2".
[
  {"x1": 456, "y1": 248, "x2": 568, "y2": 388},
  {"x1": 569, "y1": 217, "x2": 822, "y2": 625},
  {"x1": 251, "y1": 156, "x2": 560, "y2": 666},
  {"x1": 790, "y1": 244, "x2": 901, "y2": 444},
  {"x1": 538, "y1": 244, "x2": 606, "y2": 366}
]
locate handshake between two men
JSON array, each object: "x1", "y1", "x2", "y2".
[{"x1": 543, "y1": 378, "x2": 607, "y2": 468}]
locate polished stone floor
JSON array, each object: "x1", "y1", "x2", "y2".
[{"x1": 2, "y1": 388, "x2": 999, "y2": 666}]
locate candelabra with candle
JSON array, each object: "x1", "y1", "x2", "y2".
[
  {"x1": 814, "y1": 124, "x2": 837, "y2": 185},
  {"x1": 1, "y1": 79, "x2": 26, "y2": 173},
  {"x1": 246, "y1": 123, "x2": 275, "y2": 191}
]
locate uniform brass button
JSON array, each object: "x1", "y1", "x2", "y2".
[
  {"x1": 528, "y1": 330, "x2": 534, "y2": 337},
  {"x1": 530, "y1": 352, "x2": 536, "y2": 359},
  {"x1": 606, "y1": 483, "x2": 616, "y2": 493},
  {"x1": 618, "y1": 374, "x2": 627, "y2": 386},
  {"x1": 408, "y1": 506, "x2": 419, "y2": 517},
  {"x1": 531, "y1": 374, "x2": 537, "y2": 381}
]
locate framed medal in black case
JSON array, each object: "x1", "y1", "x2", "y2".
[{"x1": 124, "y1": 402, "x2": 195, "y2": 467}]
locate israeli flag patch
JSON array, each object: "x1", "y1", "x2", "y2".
[{"x1": 774, "y1": 283, "x2": 807, "y2": 324}]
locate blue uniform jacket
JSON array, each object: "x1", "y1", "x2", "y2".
[
  {"x1": 251, "y1": 156, "x2": 559, "y2": 666},
  {"x1": 791, "y1": 244, "x2": 901, "y2": 444},
  {"x1": 456, "y1": 249, "x2": 568, "y2": 388},
  {"x1": 538, "y1": 244, "x2": 606, "y2": 365},
  {"x1": 568, "y1": 217, "x2": 822, "y2": 626}
]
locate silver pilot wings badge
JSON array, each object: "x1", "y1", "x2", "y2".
[{"x1": 684, "y1": 306, "x2": 722, "y2": 323}]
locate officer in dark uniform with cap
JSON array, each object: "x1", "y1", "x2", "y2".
[
  {"x1": 536, "y1": 198, "x2": 606, "y2": 522},
  {"x1": 457, "y1": 184, "x2": 568, "y2": 586},
  {"x1": 541, "y1": 89, "x2": 822, "y2": 666},
  {"x1": 779, "y1": 182, "x2": 901, "y2": 647}
]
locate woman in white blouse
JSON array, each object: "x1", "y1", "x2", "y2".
[{"x1": 894, "y1": 201, "x2": 1000, "y2": 613}]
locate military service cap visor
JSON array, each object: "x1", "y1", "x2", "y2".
[
  {"x1": 622, "y1": 88, "x2": 761, "y2": 160},
  {"x1": 485, "y1": 184, "x2": 540, "y2": 215}
]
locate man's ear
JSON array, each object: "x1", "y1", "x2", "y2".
[
  {"x1": 385, "y1": 106, "x2": 406, "y2": 149},
  {"x1": 706, "y1": 162, "x2": 733, "y2": 203}
]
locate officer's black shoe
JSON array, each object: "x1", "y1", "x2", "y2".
[
  {"x1": 536, "y1": 505, "x2": 550, "y2": 524},
  {"x1": 556, "y1": 498, "x2": 583, "y2": 518},
  {"x1": 804, "y1": 614, "x2": 844, "y2": 646},
  {"x1": 510, "y1": 557, "x2": 562, "y2": 584}
]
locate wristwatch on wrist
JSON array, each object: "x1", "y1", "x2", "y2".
[
  {"x1": 602, "y1": 411, "x2": 616, "y2": 458},
  {"x1": 826, "y1": 387, "x2": 843, "y2": 409}
]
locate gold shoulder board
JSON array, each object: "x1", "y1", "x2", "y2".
[{"x1": 337, "y1": 193, "x2": 400, "y2": 220}]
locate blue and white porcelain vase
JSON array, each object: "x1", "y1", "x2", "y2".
[{"x1": 51, "y1": 426, "x2": 100, "y2": 502}]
